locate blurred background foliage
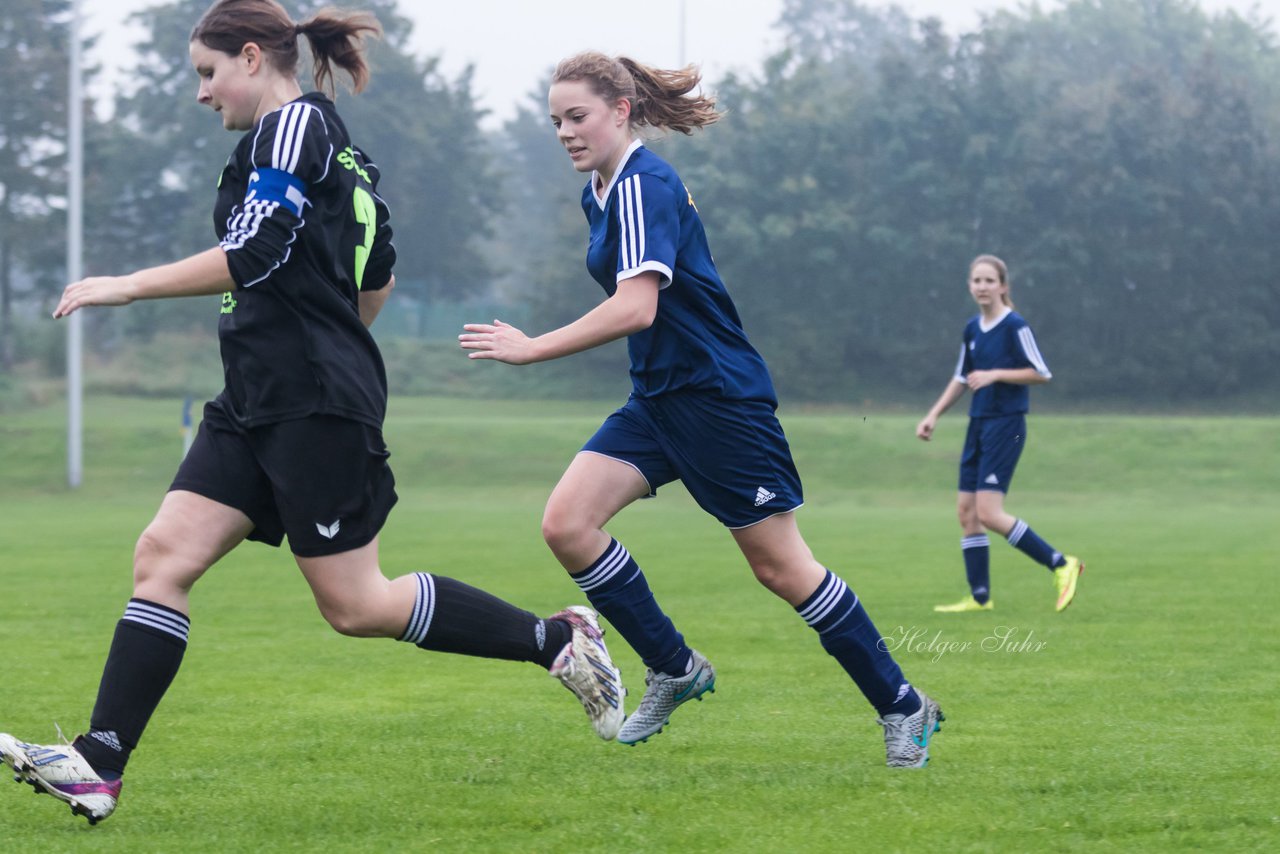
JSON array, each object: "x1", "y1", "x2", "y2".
[{"x1": 2, "y1": 0, "x2": 1278, "y2": 411}]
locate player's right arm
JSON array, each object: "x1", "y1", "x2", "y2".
[
  {"x1": 459, "y1": 272, "x2": 659, "y2": 364},
  {"x1": 916, "y1": 379, "x2": 967, "y2": 441},
  {"x1": 53, "y1": 247, "x2": 234, "y2": 319},
  {"x1": 915, "y1": 343, "x2": 970, "y2": 441}
]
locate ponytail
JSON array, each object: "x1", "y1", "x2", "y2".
[
  {"x1": 191, "y1": 0, "x2": 381, "y2": 97},
  {"x1": 553, "y1": 51, "x2": 721, "y2": 135},
  {"x1": 296, "y1": 9, "x2": 381, "y2": 96}
]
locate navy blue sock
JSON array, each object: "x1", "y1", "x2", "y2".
[
  {"x1": 797, "y1": 570, "x2": 920, "y2": 717},
  {"x1": 73, "y1": 599, "x2": 190, "y2": 778},
  {"x1": 962, "y1": 534, "x2": 991, "y2": 603},
  {"x1": 1007, "y1": 519, "x2": 1065, "y2": 569},
  {"x1": 569, "y1": 538, "x2": 690, "y2": 676},
  {"x1": 398, "y1": 573, "x2": 571, "y2": 669}
]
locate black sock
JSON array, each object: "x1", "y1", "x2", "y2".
[
  {"x1": 538, "y1": 617, "x2": 575, "y2": 670},
  {"x1": 398, "y1": 573, "x2": 570, "y2": 668},
  {"x1": 74, "y1": 600, "x2": 189, "y2": 778}
]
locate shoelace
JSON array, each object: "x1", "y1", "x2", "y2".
[
  {"x1": 877, "y1": 714, "x2": 921, "y2": 740},
  {"x1": 632, "y1": 671, "x2": 677, "y2": 713}
]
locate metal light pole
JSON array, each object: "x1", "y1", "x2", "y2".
[{"x1": 67, "y1": 0, "x2": 84, "y2": 488}]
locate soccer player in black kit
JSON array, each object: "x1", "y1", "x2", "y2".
[{"x1": 0, "y1": 0, "x2": 623, "y2": 825}]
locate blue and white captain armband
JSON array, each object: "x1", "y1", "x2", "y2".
[{"x1": 245, "y1": 167, "x2": 308, "y2": 217}]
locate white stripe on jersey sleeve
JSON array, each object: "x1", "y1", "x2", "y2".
[
  {"x1": 1017, "y1": 326, "x2": 1052, "y2": 377},
  {"x1": 221, "y1": 198, "x2": 281, "y2": 251},
  {"x1": 273, "y1": 103, "x2": 313, "y2": 173},
  {"x1": 220, "y1": 194, "x2": 304, "y2": 288},
  {"x1": 952, "y1": 343, "x2": 967, "y2": 382},
  {"x1": 223, "y1": 102, "x2": 322, "y2": 288},
  {"x1": 632, "y1": 176, "x2": 645, "y2": 261},
  {"x1": 617, "y1": 175, "x2": 643, "y2": 270},
  {"x1": 270, "y1": 107, "x2": 290, "y2": 170},
  {"x1": 615, "y1": 175, "x2": 671, "y2": 286}
]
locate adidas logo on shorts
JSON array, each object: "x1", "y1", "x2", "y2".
[{"x1": 754, "y1": 486, "x2": 776, "y2": 507}]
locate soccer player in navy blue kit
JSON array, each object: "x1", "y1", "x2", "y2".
[
  {"x1": 916, "y1": 255, "x2": 1084, "y2": 613},
  {"x1": 460, "y1": 52, "x2": 942, "y2": 767},
  {"x1": 0, "y1": 1, "x2": 624, "y2": 826}
]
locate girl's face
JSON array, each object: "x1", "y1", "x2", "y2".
[
  {"x1": 548, "y1": 80, "x2": 632, "y2": 178},
  {"x1": 189, "y1": 40, "x2": 262, "y2": 131},
  {"x1": 969, "y1": 262, "x2": 1007, "y2": 310}
]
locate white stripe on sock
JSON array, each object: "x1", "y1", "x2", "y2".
[{"x1": 123, "y1": 600, "x2": 190, "y2": 643}]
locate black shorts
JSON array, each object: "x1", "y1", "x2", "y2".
[{"x1": 171, "y1": 402, "x2": 398, "y2": 557}]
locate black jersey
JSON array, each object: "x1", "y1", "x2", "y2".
[{"x1": 212, "y1": 92, "x2": 395, "y2": 428}]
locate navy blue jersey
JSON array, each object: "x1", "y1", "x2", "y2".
[
  {"x1": 213, "y1": 92, "x2": 395, "y2": 428},
  {"x1": 953, "y1": 309, "x2": 1051, "y2": 417},
  {"x1": 582, "y1": 142, "x2": 775, "y2": 403}
]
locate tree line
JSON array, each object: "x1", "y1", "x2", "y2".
[{"x1": 2, "y1": 0, "x2": 1278, "y2": 408}]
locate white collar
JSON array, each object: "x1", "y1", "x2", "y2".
[
  {"x1": 593, "y1": 139, "x2": 645, "y2": 210},
  {"x1": 979, "y1": 306, "x2": 1012, "y2": 332}
]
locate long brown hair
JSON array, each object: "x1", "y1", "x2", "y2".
[
  {"x1": 552, "y1": 51, "x2": 720, "y2": 135},
  {"x1": 190, "y1": 0, "x2": 381, "y2": 96},
  {"x1": 970, "y1": 254, "x2": 1014, "y2": 309}
]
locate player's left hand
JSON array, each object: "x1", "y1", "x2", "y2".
[
  {"x1": 966, "y1": 370, "x2": 997, "y2": 391},
  {"x1": 52, "y1": 276, "x2": 137, "y2": 319},
  {"x1": 459, "y1": 319, "x2": 536, "y2": 365}
]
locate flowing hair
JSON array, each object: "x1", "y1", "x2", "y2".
[
  {"x1": 191, "y1": 0, "x2": 381, "y2": 95},
  {"x1": 552, "y1": 51, "x2": 720, "y2": 135}
]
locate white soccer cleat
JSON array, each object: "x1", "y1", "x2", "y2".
[
  {"x1": 0, "y1": 732, "x2": 122, "y2": 824},
  {"x1": 877, "y1": 691, "x2": 944, "y2": 768},
  {"x1": 547, "y1": 606, "x2": 626, "y2": 740},
  {"x1": 617, "y1": 649, "x2": 716, "y2": 745}
]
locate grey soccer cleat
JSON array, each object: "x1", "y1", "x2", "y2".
[
  {"x1": 0, "y1": 732, "x2": 122, "y2": 824},
  {"x1": 547, "y1": 606, "x2": 626, "y2": 740},
  {"x1": 617, "y1": 649, "x2": 716, "y2": 745},
  {"x1": 877, "y1": 690, "x2": 944, "y2": 768}
]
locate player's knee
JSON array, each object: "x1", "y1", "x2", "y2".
[
  {"x1": 541, "y1": 505, "x2": 584, "y2": 558},
  {"x1": 132, "y1": 527, "x2": 187, "y2": 590},
  {"x1": 977, "y1": 507, "x2": 1005, "y2": 531},
  {"x1": 748, "y1": 559, "x2": 793, "y2": 598},
  {"x1": 318, "y1": 603, "x2": 385, "y2": 638}
]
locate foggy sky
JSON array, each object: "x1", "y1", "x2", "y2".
[{"x1": 80, "y1": 0, "x2": 1280, "y2": 126}]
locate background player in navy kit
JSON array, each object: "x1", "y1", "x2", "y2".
[
  {"x1": 460, "y1": 52, "x2": 942, "y2": 768},
  {"x1": 0, "y1": 0, "x2": 624, "y2": 826},
  {"x1": 916, "y1": 254, "x2": 1084, "y2": 613}
]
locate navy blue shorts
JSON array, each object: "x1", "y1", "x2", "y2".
[
  {"x1": 582, "y1": 393, "x2": 803, "y2": 529},
  {"x1": 958, "y1": 414, "x2": 1027, "y2": 494},
  {"x1": 170, "y1": 401, "x2": 398, "y2": 557}
]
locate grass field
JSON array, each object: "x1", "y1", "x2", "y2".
[{"x1": 1, "y1": 396, "x2": 1277, "y2": 852}]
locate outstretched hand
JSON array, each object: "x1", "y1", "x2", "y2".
[
  {"x1": 459, "y1": 319, "x2": 536, "y2": 365},
  {"x1": 53, "y1": 276, "x2": 136, "y2": 319}
]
